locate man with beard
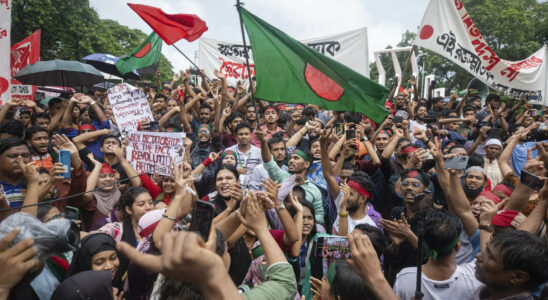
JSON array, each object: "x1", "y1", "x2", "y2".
[
  {"x1": 332, "y1": 171, "x2": 382, "y2": 236},
  {"x1": 483, "y1": 139, "x2": 503, "y2": 186},
  {"x1": 394, "y1": 94, "x2": 408, "y2": 111},
  {"x1": 248, "y1": 136, "x2": 287, "y2": 191},
  {"x1": 25, "y1": 126, "x2": 54, "y2": 171},
  {"x1": 245, "y1": 104, "x2": 258, "y2": 130},
  {"x1": 190, "y1": 124, "x2": 222, "y2": 197},
  {"x1": 250, "y1": 105, "x2": 284, "y2": 147},
  {"x1": 409, "y1": 104, "x2": 428, "y2": 143},
  {"x1": 463, "y1": 166, "x2": 488, "y2": 202},
  {"x1": 256, "y1": 128, "x2": 324, "y2": 223}
]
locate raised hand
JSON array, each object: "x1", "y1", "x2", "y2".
[
  {"x1": 52, "y1": 134, "x2": 79, "y2": 156},
  {"x1": 0, "y1": 229, "x2": 39, "y2": 295},
  {"x1": 236, "y1": 191, "x2": 268, "y2": 233},
  {"x1": 261, "y1": 178, "x2": 282, "y2": 208}
]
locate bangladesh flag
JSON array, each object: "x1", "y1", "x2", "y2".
[
  {"x1": 240, "y1": 7, "x2": 390, "y2": 124},
  {"x1": 116, "y1": 32, "x2": 162, "y2": 75}
]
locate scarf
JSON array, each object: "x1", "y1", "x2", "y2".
[{"x1": 93, "y1": 185, "x2": 121, "y2": 215}]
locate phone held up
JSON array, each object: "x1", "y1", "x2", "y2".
[
  {"x1": 58, "y1": 150, "x2": 71, "y2": 179},
  {"x1": 317, "y1": 235, "x2": 350, "y2": 259},
  {"x1": 189, "y1": 200, "x2": 216, "y2": 242},
  {"x1": 520, "y1": 170, "x2": 544, "y2": 191},
  {"x1": 444, "y1": 156, "x2": 469, "y2": 170}
]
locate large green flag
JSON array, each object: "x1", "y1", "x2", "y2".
[
  {"x1": 116, "y1": 32, "x2": 162, "y2": 75},
  {"x1": 240, "y1": 8, "x2": 389, "y2": 124}
]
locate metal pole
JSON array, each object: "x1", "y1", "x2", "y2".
[{"x1": 235, "y1": 0, "x2": 258, "y2": 112}]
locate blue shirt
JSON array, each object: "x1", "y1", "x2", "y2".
[{"x1": 1, "y1": 180, "x2": 24, "y2": 208}]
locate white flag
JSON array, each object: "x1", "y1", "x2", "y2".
[{"x1": 415, "y1": 0, "x2": 547, "y2": 105}]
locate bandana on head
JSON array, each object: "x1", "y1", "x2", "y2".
[
  {"x1": 347, "y1": 179, "x2": 371, "y2": 198},
  {"x1": 198, "y1": 124, "x2": 212, "y2": 133},
  {"x1": 220, "y1": 150, "x2": 238, "y2": 161},
  {"x1": 479, "y1": 191, "x2": 501, "y2": 204},
  {"x1": 492, "y1": 184, "x2": 513, "y2": 198},
  {"x1": 165, "y1": 127, "x2": 181, "y2": 132},
  {"x1": 100, "y1": 163, "x2": 115, "y2": 174},
  {"x1": 385, "y1": 101, "x2": 394, "y2": 110},
  {"x1": 79, "y1": 124, "x2": 96, "y2": 132},
  {"x1": 378, "y1": 129, "x2": 393, "y2": 137},
  {"x1": 491, "y1": 210, "x2": 520, "y2": 227},
  {"x1": 293, "y1": 149, "x2": 309, "y2": 162},
  {"x1": 400, "y1": 169, "x2": 428, "y2": 186},
  {"x1": 401, "y1": 145, "x2": 419, "y2": 155},
  {"x1": 425, "y1": 236, "x2": 460, "y2": 260}
]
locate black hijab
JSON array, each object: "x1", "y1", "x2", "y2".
[
  {"x1": 51, "y1": 270, "x2": 113, "y2": 300},
  {"x1": 66, "y1": 233, "x2": 117, "y2": 277}
]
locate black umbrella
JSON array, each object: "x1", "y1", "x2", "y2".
[
  {"x1": 14, "y1": 60, "x2": 104, "y2": 87},
  {"x1": 82, "y1": 53, "x2": 140, "y2": 80}
]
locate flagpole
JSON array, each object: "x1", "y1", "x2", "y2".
[
  {"x1": 235, "y1": 0, "x2": 258, "y2": 111},
  {"x1": 399, "y1": 45, "x2": 416, "y2": 94}
]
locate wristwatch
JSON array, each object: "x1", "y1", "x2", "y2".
[
  {"x1": 479, "y1": 224, "x2": 494, "y2": 233},
  {"x1": 275, "y1": 205, "x2": 285, "y2": 213}
]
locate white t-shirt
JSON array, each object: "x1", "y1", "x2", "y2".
[
  {"x1": 409, "y1": 120, "x2": 427, "y2": 143},
  {"x1": 226, "y1": 144, "x2": 263, "y2": 175},
  {"x1": 333, "y1": 213, "x2": 377, "y2": 234},
  {"x1": 393, "y1": 261, "x2": 481, "y2": 300}
]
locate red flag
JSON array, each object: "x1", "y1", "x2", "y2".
[
  {"x1": 128, "y1": 3, "x2": 208, "y2": 45},
  {"x1": 11, "y1": 30, "x2": 41, "y2": 100}
]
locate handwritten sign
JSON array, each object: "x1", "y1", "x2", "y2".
[
  {"x1": 108, "y1": 83, "x2": 153, "y2": 137},
  {"x1": 126, "y1": 131, "x2": 186, "y2": 176}
]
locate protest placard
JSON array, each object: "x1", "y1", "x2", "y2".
[
  {"x1": 0, "y1": 0, "x2": 12, "y2": 105},
  {"x1": 108, "y1": 83, "x2": 154, "y2": 137},
  {"x1": 126, "y1": 131, "x2": 186, "y2": 177}
]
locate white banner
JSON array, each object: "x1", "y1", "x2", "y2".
[
  {"x1": 0, "y1": 0, "x2": 11, "y2": 105},
  {"x1": 126, "y1": 131, "x2": 186, "y2": 177},
  {"x1": 107, "y1": 83, "x2": 154, "y2": 137},
  {"x1": 198, "y1": 27, "x2": 369, "y2": 85},
  {"x1": 415, "y1": 0, "x2": 547, "y2": 104}
]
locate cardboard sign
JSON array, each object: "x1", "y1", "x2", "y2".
[
  {"x1": 108, "y1": 83, "x2": 153, "y2": 137},
  {"x1": 126, "y1": 131, "x2": 186, "y2": 176}
]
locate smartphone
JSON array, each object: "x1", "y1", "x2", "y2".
[
  {"x1": 444, "y1": 156, "x2": 469, "y2": 170},
  {"x1": 149, "y1": 121, "x2": 160, "y2": 131},
  {"x1": 520, "y1": 170, "x2": 544, "y2": 191},
  {"x1": 64, "y1": 206, "x2": 79, "y2": 220},
  {"x1": 345, "y1": 129, "x2": 356, "y2": 141},
  {"x1": 58, "y1": 150, "x2": 71, "y2": 179},
  {"x1": 414, "y1": 193, "x2": 433, "y2": 214},
  {"x1": 189, "y1": 200, "x2": 216, "y2": 241},
  {"x1": 316, "y1": 235, "x2": 350, "y2": 259}
]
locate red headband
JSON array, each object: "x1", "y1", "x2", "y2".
[
  {"x1": 492, "y1": 184, "x2": 512, "y2": 198},
  {"x1": 385, "y1": 101, "x2": 394, "y2": 109},
  {"x1": 479, "y1": 191, "x2": 501, "y2": 204},
  {"x1": 401, "y1": 146, "x2": 419, "y2": 154},
  {"x1": 491, "y1": 210, "x2": 519, "y2": 227},
  {"x1": 100, "y1": 163, "x2": 115, "y2": 174},
  {"x1": 347, "y1": 180, "x2": 370, "y2": 198},
  {"x1": 79, "y1": 124, "x2": 96, "y2": 132}
]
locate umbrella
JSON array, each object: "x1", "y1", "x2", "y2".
[
  {"x1": 91, "y1": 81, "x2": 117, "y2": 91},
  {"x1": 82, "y1": 53, "x2": 140, "y2": 80},
  {"x1": 14, "y1": 60, "x2": 104, "y2": 87}
]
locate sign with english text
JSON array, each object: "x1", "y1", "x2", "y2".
[
  {"x1": 0, "y1": 0, "x2": 11, "y2": 105},
  {"x1": 108, "y1": 83, "x2": 153, "y2": 137},
  {"x1": 198, "y1": 27, "x2": 369, "y2": 85},
  {"x1": 126, "y1": 131, "x2": 186, "y2": 176},
  {"x1": 416, "y1": 0, "x2": 548, "y2": 105}
]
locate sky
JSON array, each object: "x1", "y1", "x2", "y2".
[{"x1": 89, "y1": 0, "x2": 431, "y2": 72}]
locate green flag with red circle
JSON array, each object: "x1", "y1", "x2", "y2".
[
  {"x1": 116, "y1": 32, "x2": 162, "y2": 75},
  {"x1": 240, "y1": 7, "x2": 390, "y2": 124}
]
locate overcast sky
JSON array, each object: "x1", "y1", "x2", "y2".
[{"x1": 90, "y1": 0, "x2": 430, "y2": 72}]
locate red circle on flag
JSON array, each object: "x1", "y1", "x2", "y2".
[
  {"x1": 0, "y1": 77, "x2": 8, "y2": 98},
  {"x1": 419, "y1": 25, "x2": 434, "y2": 40},
  {"x1": 304, "y1": 63, "x2": 344, "y2": 101},
  {"x1": 134, "y1": 42, "x2": 151, "y2": 58}
]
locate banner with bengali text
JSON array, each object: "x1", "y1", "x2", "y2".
[
  {"x1": 415, "y1": 0, "x2": 547, "y2": 105},
  {"x1": 10, "y1": 30, "x2": 41, "y2": 101},
  {"x1": 126, "y1": 131, "x2": 186, "y2": 177},
  {"x1": 0, "y1": 0, "x2": 11, "y2": 105},
  {"x1": 108, "y1": 83, "x2": 154, "y2": 138},
  {"x1": 198, "y1": 27, "x2": 369, "y2": 85}
]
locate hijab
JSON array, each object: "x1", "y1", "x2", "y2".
[
  {"x1": 66, "y1": 233, "x2": 117, "y2": 277},
  {"x1": 93, "y1": 163, "x2": 121, "y2": 215},
  {"x1": 51, "y1": 270, "x2": 113, "y2": 300}
]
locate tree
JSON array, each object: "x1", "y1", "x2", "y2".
[
  {"x1": 370, "y1": 0, "x2": 547, "y2": 99},
  {"x1": 11, "y1": 0, "x2": 174, "y2": 84}
]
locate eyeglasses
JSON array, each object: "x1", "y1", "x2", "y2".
[{"x1": 401, "y1": 180, "x2": 422, "y2": 188}]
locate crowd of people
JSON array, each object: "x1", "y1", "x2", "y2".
[{"x1": 0, "y1": 68, "x2": 547, "y2": 300}]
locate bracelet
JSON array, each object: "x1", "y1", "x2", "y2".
[
  {"x1": 90, "y1": 101, "x2": 96, "y2": 106},
  {"x1": 338, "y1": 211, "x2": 348, "y2": 217},
  {"x1": 275, "y1": 206, "x2": 285, "y2": 213},
  {"x1": 162, "y1": 214, "x2": 177, "y2": 222},
  {"x1": 479, "y1": 224, "x2": 494, "y2": 233},
  {"x1": 202, "y1": 157, "x2": 213, "y2": 167}
]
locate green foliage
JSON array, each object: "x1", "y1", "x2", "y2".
[
  {"x1": 11, "y1": 0, "x2": 173, "y2": 83},
  {"x1": 370, "y1": 0, "x2": 547, "y2": 98}
]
